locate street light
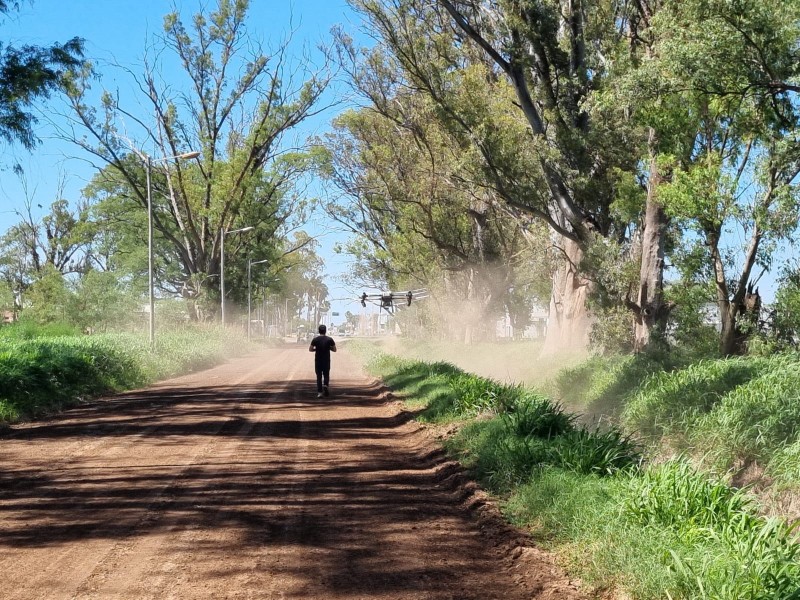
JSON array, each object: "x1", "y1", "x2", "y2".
[
  {"x1": 142, "y1": 150, "x2": 200, "y2": 351},
  {"x1": 247, "y1": 258, "x2": 269, "y2": 341},
  {"x1": 220, "y1": 225, "x2": 254, "y2": 327}
]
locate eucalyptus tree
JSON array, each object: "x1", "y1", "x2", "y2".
[
  {"x1": 349, "y1": 0, "x2": 658, "y2": 350},
  {"x1": 56, "y1": 0, "x2": 330, "y2": 318},
  {"x1": 323, "y1": 47, "x2": 551, "y2": 341},
  {"x1": 639, "y1": 0, "x2": 800, "y2": 355},
  {"x1": 276, "y1": 232, "x2": 330, "y2": 328},
  {"x1": 0, "y1": 1, "x2": 83, "y2": 151}
]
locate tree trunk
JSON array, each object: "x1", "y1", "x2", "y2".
[
  {"x1": 719, "y1": 300, "x2": 737, "y2": 356},
  {"x1": 543, "y1": 237, "x2": 591, "y2": 353},
  {"x1": 464, "y1": 268, "x2": 475, "y2": 345},
  {"x1": 632, "y1": 143, "x2": 670, "y2": 352}
]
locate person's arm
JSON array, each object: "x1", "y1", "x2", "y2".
[
  {"x1": 331, "y1": 339, "x2": 337, "y2": 352},
  {"x1": 309, "y1": 339, "x2": 316, "y2": 352}
]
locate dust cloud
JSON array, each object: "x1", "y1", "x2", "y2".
[
  {"x1": 366, "y1": 274, "x2": 588, "y2": 388},
  {"x1": 374, "y1": 335, "x2": 585, "y2": 388}
]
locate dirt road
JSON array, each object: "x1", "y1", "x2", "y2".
[{"x1": 0, "y1": 346, "x2": 583, "y2": 599}]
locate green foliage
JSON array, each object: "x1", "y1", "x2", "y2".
[
  {"x1": 770, "y1": 264, "x2": 800, "y2": 349},
  {"x1": 366, "y1": 353, "x2": 640, "y2": 491},
  {"x1": 0, "y1": 335, "x2": 142, "y2": 421},
  {"x1": 327, "y1": 12, "x2": 558, "y2": 339},
  {"x1": 501, "y1": 393, "x2": 575, "y2": 439},
  {"x1": 560, "y1": 351, "x2": 800, "y2": 480},
  {"x1": 767, "y1": 440, "x2": 800, "y2": 484},
  {"x1": 549, "y1": 428, "x2": 640, "y2": 476},
  {"x1": 665, "y1": 282, "x2": 720, "y2": 358},
  {"x1": 678, "y1": 517, "x2": 800, "y2": 600},
  {"x1": 505, "y1": 469, "x2": 692, "y2": 597},
  {"x1": 1, "y1": 320, "x2": 81, "y2": 339},
  {"x1": 23, "y1": 265, "x2": 72, "y2": 324},
  {"x1": 554, "y1": 352, "x2": 670, "y2": 419},
  {"x1": 71, "y1": 270, "x2": 139, "y2": 330},
  {"x1": 63, "y1": 0, "x2": 328, "y2": 314},
  {"x1": 588, "y1": 304, "x2": 635, "y2": 354},
  {"x1": 626, "y1": 460, "x2": 753, "y2": 536},
  {"x1": 448, "y1": 374, "x2": 518, "y2": 416},
  {"x1": 694, "y1": 358, "x2": 800, "y2": 466},
  {"x1": 0, "y1": 328, "x2": 251, "y2": 422},
  {"x1": 0, "y1": 3, "x2": 83, "y2": 149},
  {"x1": 366, "y1": 348, "x2": 800, "y2": 598},
  {"x1": 622, "y1": 357, "x2": 768, "y2": 437},
  {"x1": 17, "y1": 266, "x2": 141, "y2": 331},
  {"x1": 626, "y1": 460, "x2": 800, "y2": 600}
]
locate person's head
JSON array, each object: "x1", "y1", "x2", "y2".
[{"x1": 318, "y1": 324, "x2": 327, "y2": 335}]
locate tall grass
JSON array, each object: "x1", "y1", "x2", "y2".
[
  {"x1": 693, "y1": 359, "x2": 800, "y2": 469},
  {"x1": 622, "y1": 357, "x2": 769, "y2": 437},
  {"x1": 614, "y1": 353, "x2": 800, "y2": 481},
  {"x1": 626, "y1": 460, "x2": 800, "y2": 599},
  {"x1": 553, "y1": 352, "x2": 669, "y2": 420},
  {"x1": 362, "y1": 347, "x2": 800, "y2": 599},
  {"x1": 0, "y1": 327, "x2": 253, "y2": 422}
]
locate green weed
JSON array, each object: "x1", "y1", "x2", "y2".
[
  {"x1": 502, "y1": 392, "x2": 575, "y2": 439},
  {"x1": 551, "y1": 427, "x2": 640, "y2": 476},
  {"x1": 0, "y1": 328, "x2": 253, "y2": 422},
  {"x1": 622, "y1": 357, "x2": 768, "y2": 438},
  {"x1": 625, "y1": 459, "x2": 753, "y2": 536},
  {"x1": 626, "y1": 459, "x2": 800, "y2": 599},
  {"x1": 365, "y1": 349, "x2": 800, "y2": 599},
  {"x1": 693, "y1": 358, "x2": 800, "y2": 468}
]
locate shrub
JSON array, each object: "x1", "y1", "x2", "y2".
[
  {"x1": 0, "y1": 328, "x2": 252, "y2": 422},
  {"x1": 502, "y1": 392, "x2": 575, "y2": 439},
  {"x1": 448, "y1": 374, "x2": 519, "y2": 416},
  {"x1": 551, "y1": 427, "x2": 640, "y2": 476}
]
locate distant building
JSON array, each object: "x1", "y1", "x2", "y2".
[{"x1": 496, "y1": 306, "x2": 548, "y2": 339}]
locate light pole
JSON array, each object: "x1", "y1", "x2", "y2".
[
  {"x1": 220, "y1": 225, "x2": 254, "y2": 327},
  {"x1": 247, "y1": 258, "x2": 269, "y2": 341},
  {"x1": 112, "y1": 134, "x2": 200, "y2": 350},
  {"x1": 143, "y1": 150, "x2": 200, "y2": 351}
]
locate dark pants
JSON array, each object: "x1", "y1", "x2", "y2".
[{"x1": 315, "y1": 366, "x2": 330, "y2": 392}]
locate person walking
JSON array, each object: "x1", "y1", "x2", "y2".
[{"x1": 309, "y1": 324, "x2": 337, "y2": 398}]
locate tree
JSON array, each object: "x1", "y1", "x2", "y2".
[
  {"x1": 325, "y1": 37, "x2": 552, "y2": 342},
  {"x1": 23, "y1": 264, "x2": 71, "y2": 324},
  {"x1": 643, "y1": 0, "x2": 800, "y2": 355},
  {"x1": 58, "y1": 0, "x2": 330, "y2": 319},
  {"x1": 0, "y1": 1, "x2": 83, "y2": 150},
  {"x1": 71, "y1": 269, "x2": 139, "y2": 331},
  {"x1": 271, "y1": 232, "x2": 330, "y2": 331},
  {"x1": 0, "y1": 187, "x2": 95, "y2": 294},
  {"x1": 349, "y1": 0, "x2": 649, "y2": 350}
]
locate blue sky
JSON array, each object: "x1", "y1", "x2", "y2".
[
  {"x1": 1, "y1": 0, "x2": 790, "y2": 320},
  {"x1": 0, "y1": 0, "x2": 375, "y2": 321}
]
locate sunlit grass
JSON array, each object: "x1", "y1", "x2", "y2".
[
  {"x1": 0, "y1": 327, "x2": 254, "y2": 422},
  {"x1": 363, "y1": 347, "x2": 800, "y2": 599}
]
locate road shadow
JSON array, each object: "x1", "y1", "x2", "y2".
[{"x1": 0, "y1": 370, "x2": 532, "y2": 599}]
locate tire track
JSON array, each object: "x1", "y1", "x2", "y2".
[{"x1": 1, "y1": 354, "x2": 287, "y2": 600}]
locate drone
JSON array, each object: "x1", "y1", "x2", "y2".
[{"x1": 359, "y1": 288, "x2": 429, "y2": 314}]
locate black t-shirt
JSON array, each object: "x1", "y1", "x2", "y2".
[{"x1": 310, "y1": 335, "x2": 336, "y2": 368}]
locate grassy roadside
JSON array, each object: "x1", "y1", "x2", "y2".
[
  {"x1": 359, "y1": 347, "x2": 800, "y2": 599},
  {"x1": 555, "y1": 353, "x2": 800, "y2": 489},
  {"x1": 0, "y1": 326, "x2": 258, "y2": 423}
]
